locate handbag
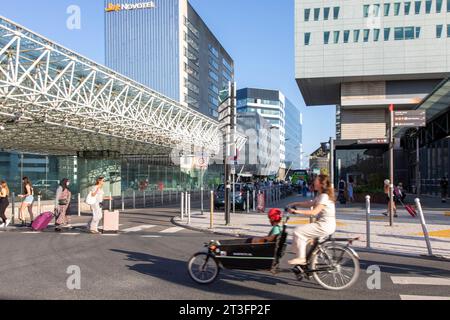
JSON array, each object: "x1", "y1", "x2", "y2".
[
  {"x1": 85, "y1": 192, "x2": 97, "y2": 206},
  {"x1": 58, "y1": 199, "x2": 68, "y2": 206}
]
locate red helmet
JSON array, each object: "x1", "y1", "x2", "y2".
[{"x1": 268, "y1": 208, "x2": 282, "y2": 223}]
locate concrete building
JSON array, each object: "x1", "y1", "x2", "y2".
[
  {"x1": 295, "y1": 0, "x2": 450, "y2": 187},
  {"x1": 236, "y1": 88, "x2": 303, "y2": 178},
  {"x1": 105, "y1": 0, "x2": 234, "y2": 119}
]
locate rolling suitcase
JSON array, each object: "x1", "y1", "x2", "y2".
[
  {"x1": 102, "y1": 210, "x2": 119, "y2": 234},
  {"x1": 404, "y1": 204, "x2": 417, "y2": 217},
  {"x1": 31, "y1": 211, "x2": 54, "y2": 231}
]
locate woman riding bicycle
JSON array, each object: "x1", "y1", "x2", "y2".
[{"x1": 287, "y1": 175, "x2": 336, "y2": 266}]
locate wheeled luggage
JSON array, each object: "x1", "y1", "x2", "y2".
[
  {"x1": 102, "y1": 210, "x2": 119, "y2": 234},
  {"x1": 404, "y1": 204, "x2": 417, "y2": 217},
  {"x1": 31, "y1": 211, "x2": 54, "y2": 231}
]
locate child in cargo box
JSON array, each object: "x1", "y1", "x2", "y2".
[{"x1": 247, "y1": 208, "x2": 282, "y2": 244}]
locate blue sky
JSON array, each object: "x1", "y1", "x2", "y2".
[{"x1": 0, "y1": 0, "x2": 335, "y2": 158}]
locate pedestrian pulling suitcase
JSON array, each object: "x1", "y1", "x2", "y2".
[
  {"x1": 102, "y1": 210, "x2": 119, "y2": 234},
  {"x1": 31, "y1": 211, "x2": 54, "y2": 231}
]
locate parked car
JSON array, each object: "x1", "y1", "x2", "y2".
[{"x1": 214, "y1": 183, "x2": 253, "y2": 211}]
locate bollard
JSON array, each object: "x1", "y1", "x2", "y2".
[
  {"x1": 143, "y1": 191, "x2": 146, "y2": 207},
  {"x1": 181, "y1": 192, "x2": 185, "y2": 220},
  {"x1": 153, "y1": 189, "x2": 155, "y2": 207},
  {"x1": 365, "y1": 195, "x2": 371, "y2": 249},
  {"x1": 415, "y1": 198, "x2": 433, "y2": 256},
  {"x1": 77, "y1": 193, "x2": 81, "y2": 217},
  {"x1": 253, "y1": 189, "x2": 256, "y2": 212},
  {"x1": 11, "y1": 192, "x2": 15, "y2": 224},
  {"x1": 121, "y1": 192, "x2": 125, "y2": 212},
  {"x1": 201, "y1": 187, "x2": 204, "y2": 215},
  {"x1": 109, "y1": 192, "x2": 112, "y2": 211},
  {"x1": 37, "y1": 195, "x2": 41, "y2": 215},
  {"x1": 188, "y1": 193, "x2": 191, "y2": 225},
  {"x1": 210, "y1": 190, "x2": 214, "y2": 229},
  {"x1": 169, "y1": 189, "x2": 172, "y2": 203},
  {"x1": 161, "y1": 190, "x2": 164, "y2": 206},
  {"x1": 246, "y1": 190, "x2": 250, "y2": 213},
  {"x1": 133, "y1": 190, "x2": 136, "y2": 209}
]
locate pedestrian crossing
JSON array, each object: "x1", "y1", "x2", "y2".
[
  {"x1": 2, "y1": 223, "x2": 188, "y2": 237},
  {"x1": 390, "y1": 276, "x2": 450, "y2": 300}
]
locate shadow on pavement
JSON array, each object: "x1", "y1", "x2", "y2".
[{"x1": 111, "y1": 249, "x2": 320, "y2": 299}]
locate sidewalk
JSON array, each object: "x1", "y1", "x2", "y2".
[{"x1": 174, "y1": 194, "x2": 450, "y2": 259}]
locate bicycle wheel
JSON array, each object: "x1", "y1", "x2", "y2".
[
  {"x1": 188, "y1": 252, "x2": 220, "y2": 284},
  {"x1": 311, "y1": 244, "x2": 360, "y2": 291}
]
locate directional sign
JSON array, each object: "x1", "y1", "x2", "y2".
[
  {"x1": 394, "y1": 110, "x2": 426, "y2": 127},
  {"x1": 357, "y1": 138, "x2": 388, "y2": 144}
]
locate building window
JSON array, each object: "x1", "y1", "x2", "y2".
[
  {"x1": 384, "y1": 28, "x2": 391, "y2": 40},
  {"x1": 415, "y1": 1, "x2": 422, "y2": 13},
  {"x1": 209, "y1": 57, "x2": 219, "y2": 70},
  {"x1": 324, "y1": 31, "x2": 330, "y2": 44},
  {"x1": 209, "y1": 83, "x2": 219, "y2": 95},
  {"x1": 209, "y1": 95, "x2": 219, "y2": 107},
  {"x1": 343, "y1": 30, "x2": 350, "y2": 43},
  {"x1": 185, "y1": 79, "x2": 200, "y2": 94},
  {"x1": 363, "y1": 29, "x2": 370, "y2": 42},
  {"x1": 333, "y1": 7, "x2": 340, "y2": 19},
  {"x1": 447, "y1": 24, "x2": 450, "y2": 37},
  {"x1": 415, "y1": 26, "x2": 421, "y2": 38},
  {"x1": 222, "y1": 70, "x2": 231, "y2": 81},
  {"x1": 184, "y1": 63, "x2": 199, "y2": 80},
  {"x1": 304, "y1": 32, "x2": 311, "y2": 45},
  {"x1": 324, "y1": 7, "x2": 330, "y2": 20},
  {"x1": 208, "y1": 44, "x2": 219, "y2": 58},
  {"x1": 209, "y1": 69, "x2": 219, "y2": 82},
  {"x1": 304, "y1": 8, "x2": 311, "y2": 21},
  {"x1": 436, "y1": 24, "x2": 443, "y2": 37},
  {"x1": 404, "y1": 1, "x2": 412, "y2": 14},
  {"x1": 374, "y1": 28, "x2": 380, "y2": 41},
  {"x1": 394, "y1": 2, "x2": 401, "y2": 15},
  {"x1": 223, "y1": 58, "x2": 233, "y2": 73},
  {"x1": 425, "y1": 0, "x2": 432, "y2": 13},
  {"x1": 395, "y1": 27, "x2": 404, "y2": 40},
  {"x1": 314, "y1": 8, "x2": 320, "y2": 21},
  {"x1": 405, "y1": 26, "x2": 415, "y2": 39},
  {"x1": 354, "y1": 29, "x2": 361, "y2": 42},
  {"x1": 363, "y1": 4, "x2": 370, "y2": 17},
  {"x1": 374, "y1": 4, "x2": 381, "y2": 16},
  {"x1": 334, "y1": 31, "x2": 340, "y2": 43},
  {"x1": 384, "y1": 3, "x2": 391, "y2": 15},
  {"x1": 437, "y1": 0, "x2": 443, "y2": 12},
  {"x1": 448, "y1": 0, "x2": 450, "y2": 12}
]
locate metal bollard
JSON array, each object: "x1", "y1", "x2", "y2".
[
  {"x1": 253, "y1": 190, "x2": 256, "y2": 212},
  {"x1": 11, "y1": 192, "x2": 15, "y2": 224},
  {"x1": 169, "y1": 189, "x2": 172, "y2": 203},
  {"x1": 246, "y1": 191, "x2": 250, "y2": 213},
  {"x1": 153, "y1": 189, "x2": 155, "y2": 207},
  {"x1": 37, "y1": 195, "x2": 41, "y2": 215},
  {"x1": 143, "y1": 191, "x2": 146, "y2": 207},
  {"x1": 415, "y1": 198, "x2": 433, "y2": 256},
  {"x1": 365, "y1": 195, "x2": 371, "y2": 249},
  {"x1": 201, "y1": 187, "x2": 204, "y2": 215},
  {"x1": 77, "y1": 193, "x2": 81, "y2": 217},
  {"x1": 188, "y1": 193, "x2": 191, "y2": 225},
  {"x1": 121, "y1": 192, "x2": 125, "y2": 211},
  {"x1": 161, "y1": 190, "x2": 164, "y2": 206},
  {"x1": 181, "y1": 192, "x2": 185, "y2": 220},
  {"x1": 109, "y1": 192, "x2": 112, "y2": 211},
  {"x1": 133, "y1": 190, "x2": 136, "y2": 209},
  {"x1": 210, "y1": 190, "x2": 214, "y2": 229}
]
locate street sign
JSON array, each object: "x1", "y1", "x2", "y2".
[
  {"x1": 394, "y1": 110, "x2": 426, "y2": 127},
  {"x1": 357, "y1": 138, "x2": 388, "y2": 144},
  {"x1": 219, "y1": 86, "x2": 230, "y2": 105}
]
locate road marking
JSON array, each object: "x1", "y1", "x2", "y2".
[
  {"x1": 159, "y1": 226, "x2": 184, "y2": 234},
  {"x1": 101, "y1": 234, "x2": 119, "y2": 236},
  {"x1": 122, "y1": 225, "x2": 156, "y2": 233},
  {"x1": 400, "y1": 295, "x2": 450, "y2": 300},
  {"x1": 414, "y1": 229, "x2": 450, "y2": 238},
  {"x1": 141, "y1": 235, "x2": 161, "y2": 238},
  {"x1": 22, "y1": 231, "x2": 41, "y2": 234},
  {"x1": 391, "y1": 276, "x2": 450, "y2": 286},
  {"x1": 59, "y1": 233, "x2": 81, "y2": 235}
]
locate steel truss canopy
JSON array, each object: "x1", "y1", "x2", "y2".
[{"x1": 0, "y1": 16, "x2": 246, "y2": 157}]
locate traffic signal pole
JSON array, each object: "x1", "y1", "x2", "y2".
[
  {"x1": 389, "y1": 104, "x2": 394, "y2": 227},
  {"x1": 224, "y1": 82, "x2": 236, "y2": 226}
]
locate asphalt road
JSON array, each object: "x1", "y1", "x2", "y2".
[{"x1": 0, "y1": 208, "x2": 449, "y2": 300}]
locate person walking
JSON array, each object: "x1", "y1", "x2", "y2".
[
  {"x1": 54, "y1": 178, "x2": 72, "y2": 232},
  {"x1": 347, "y1": 177, "x2": 354, "y2": 203},
  {"x1": 441, "y1": 176, "x2": 449, "y2": 203},
  {"x1": 287, "y1": 175, "x2": 336, "y2": 265},
  {"x1": 87, "y1": 176, "x2": 107, "y2": 234},
  {"x1": 0, "y1": 181, "x2": 11, "y2": 228},
  {"x1": 18, "y1": 177, "x2": 34, "y2": 227},
  {"x1": 338, "y1": 177, "x2": 347, "y2": 204},
  {"x1": 383, "y1": 179, "x2": 397, "y2": 218}
]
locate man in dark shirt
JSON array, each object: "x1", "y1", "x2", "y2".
[{"x1": 441, "y1": 177, "x2": 449, "y2": 203}]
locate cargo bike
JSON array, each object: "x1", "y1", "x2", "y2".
[{"x1": 188, "y1": 208, "x2": 360, "y2": 291}]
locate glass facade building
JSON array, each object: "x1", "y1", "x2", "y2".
[{"x1": 105, "y1": 0, "x2": 234, "y2": 119}]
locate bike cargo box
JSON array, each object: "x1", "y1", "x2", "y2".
[{"x1": 214, "y1": 239, "x2": 277, "y2": 270}]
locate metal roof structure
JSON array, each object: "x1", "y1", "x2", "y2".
[{"x1": 0, "y1": 16, "x2": 246, "y2": 157}]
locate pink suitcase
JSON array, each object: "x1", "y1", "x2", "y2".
[
  {"x1": 102, "y1": 210, "x2": 119, "y2": 234},
  {"x1": 31, "y1": 211, "x2": 54, "y2": 231}
]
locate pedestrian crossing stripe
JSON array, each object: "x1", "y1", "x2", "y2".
[
  {"x1": 159, "y1": 226, "x2": 184, "y2": 233},
  {"x1": 413, "y1": 229, "x2": 450, "y2": 238},
  {"x1": 141, "y1": 235, "x2": 161, "y2": 238},
  {"x1": 391, "y1": 276, "x2": 450, "y2": 286},
  {"x1": 400, "y1": 295, "x2": 450, "y2": 300},
  {"x1": 122, "y1": 225, "x2": 156, "y2": 233}
]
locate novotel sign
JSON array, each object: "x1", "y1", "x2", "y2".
[{"x1": 105, "y1": 1, "x2": 156, "y2": 12}]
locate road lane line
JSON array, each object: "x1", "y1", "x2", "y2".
[
  {"x1": 159, "y1": 227, "x2": 184, "y2": 234},
  {"x1": 141, "y1": 235, "x2": 161, "y2": 238},
  {"x1": 391, "y1": 276, "x2": 450, "y2": 286},
  {"x1": 122, "y1": 225, "x2": 156, "y2": 233},
  {"x1": 400, "y1": 295, "x2": 450, "y2": 300}
]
